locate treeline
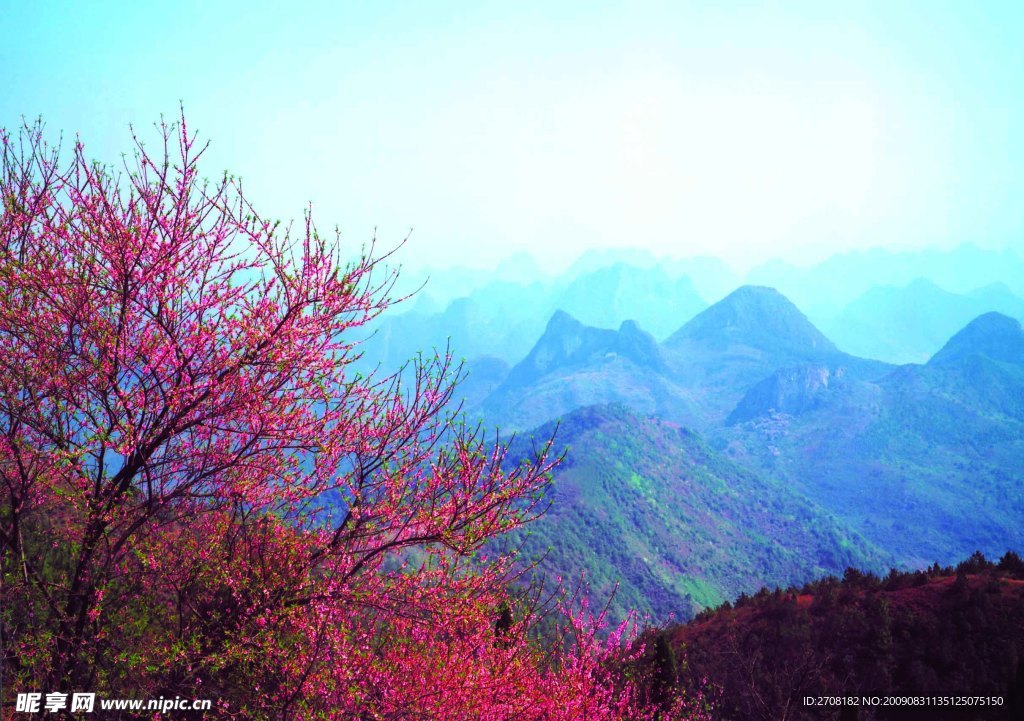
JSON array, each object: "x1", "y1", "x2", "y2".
[{"x1": 633, "y1": 551, "x2": 1024, "y2": 720}]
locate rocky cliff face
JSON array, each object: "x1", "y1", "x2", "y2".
[{"x1": 726, "y1": 365, "x2": 848, "y2": 424}]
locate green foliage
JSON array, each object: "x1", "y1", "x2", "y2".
[
  {"x1": 722, "y1": 349, "x2": 1024, "y2": 566},
  {"x1": 493, "y1": 404, "x2": 889, "y2": 626}
]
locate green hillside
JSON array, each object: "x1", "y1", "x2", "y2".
[
  {"x1": 496, "y1": 404, "x2": 890, "y2": 625},
  {"x1": 720, "y1": 315, "x2": 1024, "y2": 565}
]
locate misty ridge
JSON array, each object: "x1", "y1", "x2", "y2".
[
  {"x1": 362, "y1": 242, "x2": 1024, "y2": 374},
  {"x1": 353, "y1": 241, "x2": 1024, "y2": 628}
]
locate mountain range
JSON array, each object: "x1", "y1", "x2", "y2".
[
  {"x1": 368, "y1": 243, "x2": 1024, "y2": 368},
  {"x1": 720, "y1": 311, "x2": 1024, "y2": 566},
  {"x1": 479, "y1": 286, "x2": 1024, "y2": 620},
  {"x1": 354, "y1": 245, "x2": 1024, "y2": 623},
  {"x1": 478, "y1": 284, "x2": 891, "y2": 430},
  {"x1": 826, "y1": 278, "x2": 1024, "y2": 363},
  {"x1": 494, "y1": 404, "x2": 890, "y2": 625}
]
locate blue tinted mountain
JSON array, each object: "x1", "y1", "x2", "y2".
[
  {"x1": 563, "y1": 247, "x2": 661, "y2": 278},
  {"x1": 745, "y1": 243, "x2": 1024, "y2": 325},
  {"x1": 969, "y1": 281, "x2": 1024, "y2": 314},
  {"x1": 665, "y1": 285, "x2": 837, "y2": 356},
  {"x1": 353, "y1": 280, "x2": 551, "y2": 373},
  {"x1": 451, "y1": 355, "x2": 511, "y2": 410},
  {"x1": 660, "y1": 286, "x2": 889, "y2": 423},
  {"x1": 355, "y1": 261, "x2": 709, "y2": 377},
  {"x1": 660, "y1": 256, "x2": 741, "y2": 301},
  {"x1": 725, "y1": 365, "x2": 848, "y2": 425},
  {"x1": 928, "y1": 312, "x2": 1024, "y2": 367},
  {"x1": 720, "y1": 312, "x2": 1024, "y2": 565},
  {"x1": 476, "y1": 296, "x2": 1024, "y2": 568},
  {"x1": 826, "y1": 278, "x2": 1024, "y2": 364},
  {"x1": 504, "y1": 311, "x2": 667, "y2": 385},
  {"x1": 552, "y1": 264, "x2": 706, "y2": 340},
  {"x1": 357, "y1": 258, "x2": 1024, "y2": 591},
  {"x1": 495, "y1": 404, "x2": 890, "y2": 625},
  {"x1": 478, "y1": 286, "x2": 890, "y2": 431},
  {"x1": 480, "y1": 313, "x2": 697, "y2": 431}
]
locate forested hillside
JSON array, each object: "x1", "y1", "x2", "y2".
[
  {"x1": 637, "y1": 552, "x2": 1024, "y2": 721},
  {"x1": 495, "y1": 404, "x2": 889, "y2": 624}
]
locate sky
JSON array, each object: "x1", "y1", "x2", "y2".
[{"x1": 2, "y1": 1, "x2": 1022, "y2": 275}]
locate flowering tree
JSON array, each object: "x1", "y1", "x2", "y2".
[{"x1": 0, "y1": 117, "x2": 704, "y2": 719}]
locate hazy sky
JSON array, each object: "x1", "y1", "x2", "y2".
[{"x1": 2, "y1": 1, "x2": 1022, "y2": 274}]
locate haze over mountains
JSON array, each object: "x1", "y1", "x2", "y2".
[
  {"x1": 364, "y1": 243, "x2": 1024, "y2": 371},
  {"x1": 355, "y1": 243, "x2": 1024, "y2": 623},
  {"x1": 827, "y1": 279, "x2": 1024, "y2": 364}
]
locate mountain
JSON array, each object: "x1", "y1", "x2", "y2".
[
  {"x1": 552, "y1": 263, "x2": 707, "y2": 340},
  {"x1": 451, "y1": 355, "x2": 510, "y2": 409},
  {"x1": 358, "y1": 245, "x2": 1024, "y2": 376},
  {"x1": 720, "y1": 313, "x2": 1024, "y2": 565},
  {"x1": 492, "y1": 251, "x2": 547, "y2": 284},
  {"x1": 827, "y1": 278, "x2": 1024, "y2": 364},
  {"x1": 480, "y1": 313, "x2": 695, "y2": 431},
  {"x1": 563, "y1": 247, "x2": 662, "y2": 278},
  {"x1": 503, "y1": 311, "x2": 667, "y2": 385},
  {"x1": 477, "y1": 287, "x2": 891, "y2": 431},
  {"x1": 928, "y1": 312, "x2": 1024, "y2": 367},
  {"x1": 495, "y1": 404, "x2": 890, "y2": 626},
  {"x1": 725, "y1": 365, "x2": 848, "y2": 425},
  {"x1": 745, "y1": 243, "x2": 1024, "y2": 326},
  {"x1": 665, "y1": 285, "x2": 837, "y2": 357},
  {"x1": 352, "y1": 278, "x2": 553, "y2": 373},
  {"x1": 660, "y1": 286, "x2": 889, "y2": 423},
  {"x1": 660, "y1": 256, "x2": 741, "y2": 302},
  {"x1": 969, "y1": 281, "x2": 1024, "y2": 316},
  {"x1": 354, "y1": 260, "x2": 709, "y2": 377},
  {"x1": 475, "y1": 296, "x2": 1001, "y2": 623},
  {"x1": 358, "y1": 264, "x2": 1024, "y2": 595}
]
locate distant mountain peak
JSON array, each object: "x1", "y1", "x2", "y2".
[
  {"x1": 928, "y1": 312, "x2": 1024, "y2": 366},
  {"x1": 502, "y1": 311, "x2": 666, "y2": 388},
  {"x1": 905, "y1": 276, "x2": 944, "y2": 292},
  {"x1": 665, "y1": 285, "x2": 838, "y2": 357},
  {"x1": 551, "y1": 262, "x2": 707, "y2": 340},
  {"x1": 615, "y1": 319, "x2": 666, "y2": 370},
  {"x1": 546, "y1": 308, "x2": 581, "y2": 331}
]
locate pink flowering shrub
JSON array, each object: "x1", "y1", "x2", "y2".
[{"x1": 0, "y1": 116, "x2": 706, "y2": 719}]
